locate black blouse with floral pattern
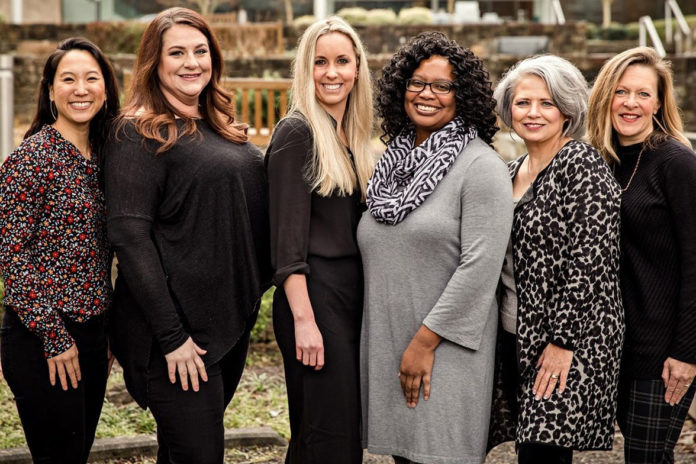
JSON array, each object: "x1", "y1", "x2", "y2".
[{"x1": 0, "y1": 125, "x2": 111, "y2": 358}]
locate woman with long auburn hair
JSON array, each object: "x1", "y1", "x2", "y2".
[
  {"x1": 265, "y1": 16, "x2": 373, "y2": 463},
  {"x1": 104, "y1": 7, "x2": 270, "y2": 463},
  {"x1": 588, "y1": 46, "x2": 696, "y2": 464}
]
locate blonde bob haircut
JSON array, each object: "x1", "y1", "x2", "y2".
[
  {"x1": 588, "y1": 46, "x2": 691, "y2": 164},
  {"x1": 288, "y1": 16, "x2": 374, "y2": 198}
]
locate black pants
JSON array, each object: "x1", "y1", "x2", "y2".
[
  {"x1": 147, "y1": 326, "x2": 252, "y2": 464},
  {"x1": 273, "y1": 256, "x2": 363, "y2": 464},
  {"x1": 518, "y1": 443, "x2": 573, "y2": 464},
  {"x1": 1, "y1": 308, "x2": 108, "y2": 464}
]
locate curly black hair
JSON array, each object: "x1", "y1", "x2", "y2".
[{"x1": 377, "y1": 31, "x2": 498, "y2": 145}]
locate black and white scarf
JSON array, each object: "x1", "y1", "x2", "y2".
[{"x1": 366, "y1": 117, "x2": 477, "y2": 225}]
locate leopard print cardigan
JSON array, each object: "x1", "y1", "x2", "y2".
[{"x1": 489, "y1": 139, "x2": 625, "y2": 451}]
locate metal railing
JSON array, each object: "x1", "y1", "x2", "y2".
[
  {"x1": 551, "y1": 0, "x2": 566, "y2": 25},
  {"x1": 0, "y1": 55, "x2": 14, "y2": 161},
  {"x1": 665, "y1": 0, "x2": 692, "y2": 54},
  {"x1": 639, "y1": 16, "x2": 667, "y2": 58}
]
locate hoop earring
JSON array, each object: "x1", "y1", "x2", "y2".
[
  {"x1": 50, "y1": 100, "x2": 58, "y2": 121},
  {"x1": 102, "y1": 100, "x2": 108, "y2": 113}
]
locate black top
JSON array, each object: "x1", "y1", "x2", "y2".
[
  {"x1": 104, "y1": 119, "x2": 271, "y2": 408},
  {"x1": 265, "y1": 115, "x2": 363, "y2": 286},
  {"x1": 615, "y1": 137, "x2": 696, "y2": 379}
]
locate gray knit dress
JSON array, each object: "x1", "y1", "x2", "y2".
[{"x1": 358, "y1": 138, "x2": 513, "y2": 464}]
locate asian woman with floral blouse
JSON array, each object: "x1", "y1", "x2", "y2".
[{"x1": 0, "y1": 37, "x2": 119, "y2": 463}]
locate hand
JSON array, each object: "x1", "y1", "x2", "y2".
[
  {"x1": 662, "y1": 357, "x2": 696, "y2": 406},
  {"x1": 294, "y1": 319, "x2": 324, "y2": 370},
  {"x1": 47, "y1": 344, "x2": 81, "y2": 391},
  {"x1": 399, "y1": 325, "x2": 442, "y2": 408},
  {"x1": 164, "y1": 337, "x2": 208, "y2": 392},
  {"x1": 533, "y1": 343, "x2": 573, "y2": 400}
]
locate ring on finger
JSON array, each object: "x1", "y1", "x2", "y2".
[{"x1": 550, "y1": 374, "x2": 560, "y2": 379}]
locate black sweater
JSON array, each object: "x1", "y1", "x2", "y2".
[
  {"x1": 104, "y1": 120, "x2": 271, "y2": 407},
  {"x1": 615, "y1": 137, "x2": 696, "y2": 379}
]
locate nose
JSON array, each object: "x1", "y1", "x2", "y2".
[
  {"x1": 624, "y1": 92, "x2": 637, "y2": 107},
  {"x1": 74, "y1": 80, "x2": 88, "y2": 95},
  {"x1": 326, "y1": 63, "x2": 338, "y2": 78},
  {"x1": 184, "y1": 51, "x2": 198, "y2": 68},
  {"x1": 528, "y1": 101, "x2": 540, "y2": 117}
]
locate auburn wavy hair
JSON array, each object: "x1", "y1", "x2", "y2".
[
  {"x1": 117, "y1": 7, "x2": 247, "y2": 153},
  {"x1": 377, "y1": 31, "x2": 497, "y2": 145}
]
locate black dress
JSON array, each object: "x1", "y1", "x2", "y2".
[{"x1": 266, "y1": 115, "x2": 363, "y2": 464}]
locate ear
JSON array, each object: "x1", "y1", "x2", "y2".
[
  {"x1": 654, "y1": 102, "x2": 661, "y2": 115},
  {"x1": 49, "y1": 85, "x2": 54, "y2": 101}
]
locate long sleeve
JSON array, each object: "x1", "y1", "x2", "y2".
[
  {"x1": 423, "y1": 151, "x2": 513, "y2": 350},
  {"x1": 266, "y1": 117, "x2": 313, "y2": 286},
  {"x1": 549, "y1": 146, "x2": 621, "y2": 350},
  {"x1": 663, "y1": 150, "x2": 696, "y2": 363},
  {"x1": 0, "y1": 145, "x2": 73, "y2": 357},
  {"x1": 104, "y1": 134, "x2": 188, "y2": 355}
]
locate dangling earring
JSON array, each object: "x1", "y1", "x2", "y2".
[
  {"x1": 50, "y1": 100, "x2": 58, "y2": 121},
  {"x1": 102, "y1": 100, "x2": 108, "y2": 113}
]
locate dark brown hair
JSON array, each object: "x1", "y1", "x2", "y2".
[{"x1": 118, "y1": 7, "x2": 247, "y2": 153}]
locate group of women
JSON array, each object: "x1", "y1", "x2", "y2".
[{"x1": 0, "y1": 6, "x2": 694, "y2": 464}]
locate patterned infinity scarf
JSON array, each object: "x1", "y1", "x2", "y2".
[{"x1": 367, "y1": 116, "x2": 477, "y2": 225}]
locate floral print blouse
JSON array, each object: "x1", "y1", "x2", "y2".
[{"x1": 0, "y1": 125, "x2": 111, "y2": 358}]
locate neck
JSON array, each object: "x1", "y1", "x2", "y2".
[
  {"x1": 162, "y1": 88, "x2": 201, "y2": 118},
  {"x1": 525, "y1": 135, "x2": 571, "y2": 176},
  {"x1": 53, "y1": 119, "x2": 91, "y2": 159}
]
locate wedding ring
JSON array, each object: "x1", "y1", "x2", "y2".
[{"x1": 550, "y1": 374, "x2": 560, "y2": 379}]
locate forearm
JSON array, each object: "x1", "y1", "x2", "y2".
[{"x1": 283, "y1": 274, "x2": 315, "y2": 322}]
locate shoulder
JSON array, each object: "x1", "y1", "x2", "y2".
[
  {"x1": 459, "y1": 137, "x2": 509, "y2": 176},
  {"x1": 266, "y1": 114, "x2": 313, "y2": 167},
  {"x1": 4, "y1": 127, "x2": 57, "y2": 171},
  {"x1": 555, "y1": 140, "x2": 604, "y2": 166},
  {"x1": 271, "y1": 114, "x2": 312, "y2": 142},
  {"x1": 656, "y1": 137, "x2": 696, "y2": 165}
]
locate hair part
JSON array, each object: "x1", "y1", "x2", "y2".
[
  {"x1": 25, "y1": 37, "x2": 120, "y2": 159},
  {"x1": 376, "y1": 31, "x2": 497, "y2": 146},
  {"x1": 118, "y1": 7, "x2": 247, "y2": 153},
  {"x1": 287, "y1": 16, "x2": 374, "y2": 198},
  {"x1": 587, "y1": 46, "x2": 691, "y2": 164},
  {"x1": 494, "y1": 55, "x2": 588, "y2": 140}
]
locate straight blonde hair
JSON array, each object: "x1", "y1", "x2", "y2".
[
  {"x1": 588, "y1": 46, "x2": 691, "y2": 164},
  {"x1": 288, "y1": 16, "x2": 374, "y2": 198}
]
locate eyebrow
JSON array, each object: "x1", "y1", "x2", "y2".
[{"x1": 166, "y1": 43, "x2": 209, "y2": 51}]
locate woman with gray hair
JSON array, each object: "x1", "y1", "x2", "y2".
[{"x1": 490, "y1": 55, "x2": 624, "y2": 463}]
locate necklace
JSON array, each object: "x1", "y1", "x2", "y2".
[{"x1": 615, "y1": 146, "x2": 644, "y2": 192}]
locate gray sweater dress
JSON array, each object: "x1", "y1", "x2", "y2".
[{"x1": 358, "y1": 138, "x2": 513, "y2": 464}]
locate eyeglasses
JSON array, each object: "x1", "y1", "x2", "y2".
[{"x1": 406, "y1": 79, "x2": 455, "y2": 94}]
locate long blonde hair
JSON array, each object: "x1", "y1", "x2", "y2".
[
  {"x1": 288, "y1": 16, "x2": 374, "y2": 198},
  {"x1": 587, "y1": 46, "x2": 691, "y2": 164}
]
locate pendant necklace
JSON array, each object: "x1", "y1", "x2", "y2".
[{"x1": 615, "y1": 146, "x2": 645, "y2": 193}]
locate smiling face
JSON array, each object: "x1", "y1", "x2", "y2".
[
  {"x1": 611, "y1": 64, "x2": 660, "y2": 146},
  {"x1": 312, "y1": 32, "x2": 358, "y2": 121},
  {"x1": 404, "y1": 55, "x2": 457, "y2": 146},
  {"x1": 510, "y1": 74, "x2": 567, "y2": 149},
  {"x1": 157, "y1": 24, "x2": 212, "y2": 116},
  {"x1": 49, "y1": 49, "x2": 106, "y2": 131}
]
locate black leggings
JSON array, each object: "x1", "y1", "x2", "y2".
[
  {"x1": 147, "y1": 326, "x2": 252, "y2": 464},
  {"x1": 1, "y1": 308, "x2": 108, "y2": 464},
  {"x1": 518, "y1": 443, "x2": 573, "y2": 464}
]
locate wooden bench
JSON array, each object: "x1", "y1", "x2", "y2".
[{"x1": 121, "y1": 71, "x2": 292, "y2": 146}]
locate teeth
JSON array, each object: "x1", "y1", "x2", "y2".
[
  {"x1": 416, "y1": 104, "x2": 438, "y2": 112},
  {"x1": 525, "y1": 123, "x2": 542, "y2": 128},
  {"x1": 324, "y1": 84, "x2": 341, "y2": 90},
  {"x1": 621, "y1": 114, "x2": 639, "y2": 120},
  {"x1": 70, "y1": 102, "x2": 91, "y2": 108}
]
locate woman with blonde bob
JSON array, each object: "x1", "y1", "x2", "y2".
[
  {"x1": 588, "y1": 46, "x2": 696, "y2": 464},
  {"x1": 265, "y1": 16, "x2": 373, "y2": 463},
  {"x1": 490, "y1": 55, "x2": 623, "y2": 463},
  {"x1": 104, "y1": 7, "x2": 269, "y2": 463}
]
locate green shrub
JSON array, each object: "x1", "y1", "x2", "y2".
[
  {"x1": 293, "y1": 15, "x2": 316, "y2": 28},
  {"x1": 337, "y1": 7, "x2": 369, "y2": 25},
  {"x1": 398, "y1": 6, "x2": 433, "y2": 25},
  {"x1": 365, "y1": 8, "x2": 397, "y2": 25},
  {"x1": 250, "y1": 287, "x2": 275, "y2": 343}
]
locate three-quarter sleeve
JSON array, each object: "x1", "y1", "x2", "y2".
[
  {"x1": 423, "y1": 152, "x2": 513, "y2": 350},
  {"x1": 266, "y1": 117, "x2": 313, "y2": 286},
  {"x1": 0, "y1": 147, "x2": 73, "y2": 357},
  {"x1": 663, "y1": 150, "x2": 696, "y2": 364},
  {"x1": 549, "y1": 146, "x2": 621, "y2": 351},
  {"x1": 104, "y1": 132, "x2": 188, "y2": 355}
]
